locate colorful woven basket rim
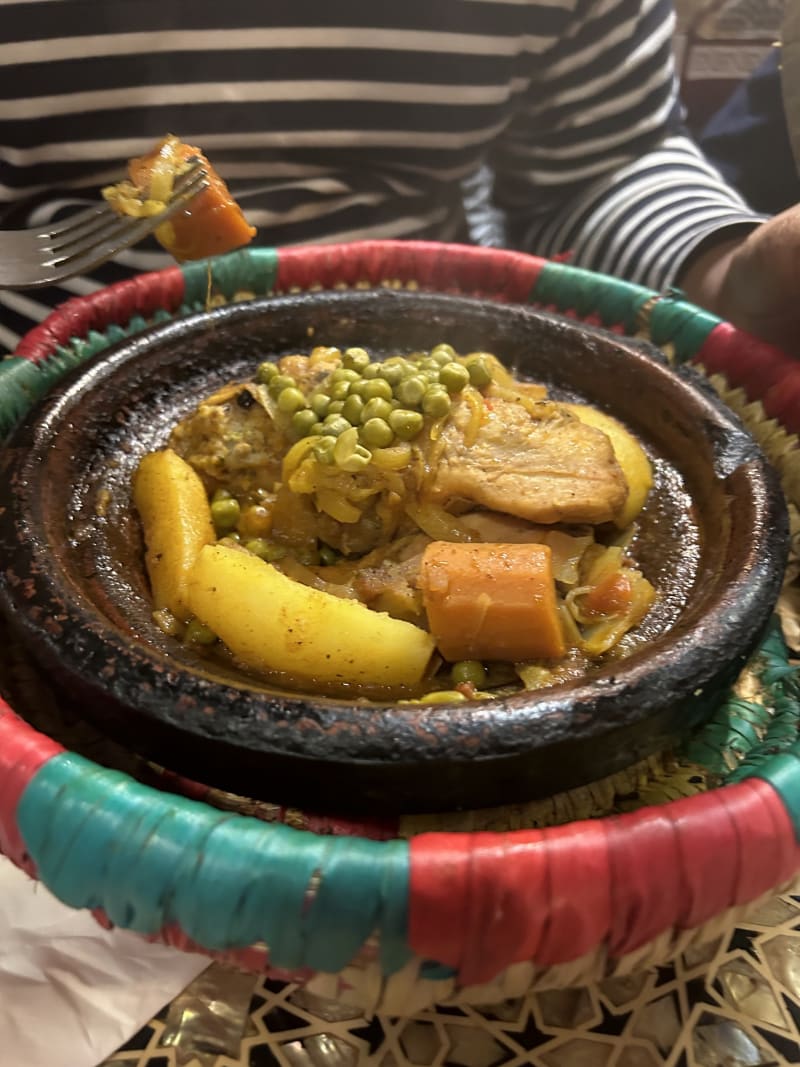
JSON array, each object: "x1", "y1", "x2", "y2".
[{"x1": 1, "y1": 239, "x2": 799, "y2": 992}]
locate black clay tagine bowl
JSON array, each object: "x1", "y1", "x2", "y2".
[{"x1": 0, "y1": 290, "x2": 789, "y2": 813}]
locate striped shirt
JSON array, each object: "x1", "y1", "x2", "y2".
[{"x1": 0, "y1": 0, "x2": 763, "y2": 354}]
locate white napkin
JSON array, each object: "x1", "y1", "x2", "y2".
[{"x1": 0, "y1": 855, "x2": 209, "y2": 1067}]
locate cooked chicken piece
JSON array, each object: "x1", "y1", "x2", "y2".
[
  {"x1": 428, "y1": 396, "x2": 627, "y2": 525},
  {"x1": 278, "y1": 348, "x2": 342, "y2": 392},
  {"x1": 317, "y1": 534, "x2": 430, "y2": 622},
  {"x1": 168, "y1": 381, "x2": 285, "y2": 495}
]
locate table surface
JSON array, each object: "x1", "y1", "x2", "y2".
[{"x1": 101, "y1": 887, "x2": 800, "y2": 1067}]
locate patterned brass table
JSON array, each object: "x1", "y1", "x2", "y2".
[{"x1": 103, "y1": 887, "x2": 800, "y2": 1067}]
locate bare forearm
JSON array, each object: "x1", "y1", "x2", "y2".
[{"x1": 675, "y1": 235, "x2": 745, "y2": 315}]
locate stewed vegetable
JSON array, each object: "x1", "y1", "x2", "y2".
[{"x1": 133, "y1": 341, "x2": 657, "y2": 699}]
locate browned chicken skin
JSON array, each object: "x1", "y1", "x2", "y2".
[{"x1": 429, "y1": 395, "x2": 628, "y2": 525}]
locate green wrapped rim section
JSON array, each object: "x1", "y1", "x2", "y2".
[{"x1": 14, "y1": 750, "x2": 411, "y2": 975}]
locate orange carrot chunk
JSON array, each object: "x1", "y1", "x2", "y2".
[
  {"x1": 419, "y1": 541, "x2": 566, "y2": 662},
  {"x1": 127, "y1": 136, "x2": 256, "y2": 261}
]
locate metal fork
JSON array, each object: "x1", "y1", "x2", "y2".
[{"x1": 0, "y1": 163, "x2": 208, "y2": 289}]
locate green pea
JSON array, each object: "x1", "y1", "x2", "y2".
[
  {"x1": 318, "y1": 543, "x2": 340, "y2": 566},
  {"x1": 388, "y1": 408, "x2": 424, "y2": 440},
  {"x1": 362, "y1": 397, "x2": 393, "y2": 423},
  {"x1": 185, "y1": 618, "x2": 218, "y2": 645},
  {"x1": 342, "y1": 347, "x2": 371, "y2": 373},
  {"x1": 378, "y1": 362, "x2": 405, "y2": 387},
  {"x1": 327, "y1": 400, "x2": 345, "y2": 414},
  {"x1": 310, "y1": 392, "x2": 331, "y2": 417},
  {"x1": 422, "y1": 388, "x2": 451, "y2": 418},
  {"x1": 431, "y1": 343, "x2": 457, "y2": 365},
  {"x1": 245, "y1": 538, "x2": 286, "y2": 562},
  {"x1": 211, "y1": 487, "x2": 233, "y2": 502},
  {"x1": 329, "y1": 379, "x2": 352, "y2": 401},
  {"x1": 342, "y1": 394, "x2": 365, "y2": 424},
  {"x1": 310, "y1": 421, "x2": 328, "y2": 435},
  {"x1": 256, "y1": 361, "x2": 278, "y2": 384},
  {"x1": 277, "y1": 386, "x2": 307, "y2": 414},
  {"x1": 362, "y1": 378, "x2": 393, "y2": 402},
  {"x1": 452, "y1": 660, "x2": 487, "y2": 688},
  {"x1": 348, "y1": 380, "x2": 371, "y2": 399},
  {"x1": 361, "y1": 417, "x2": 394, "y2": 448},
  {"x1": 395, "y1": 375, "x2": 427, "y2": 407},
  {"x1": 322, "y1": 415, "x2": 351, "y2": 437},
  {"x1": 291, "y1": 408, "x2": 319, "y2": 437},
  {"x1": 210, "y1": 497, "x2": 240, "y2": 532},
  {"x1": 439, "y1": 361, "x2": 470, "y2": 393},
  {"x1": 362, "y1": 363, "x2": 381, "y2": 380},
  {"x1": 465, "y1": 355, "x2": 493, "y2": 388},
  {"x1": 268, "y1": 373, "x2": 296, "y2": 396},
  {"x1": 330, "y1": 367, "x2": 360, "y2": 384},
  {"x1": 417, "y1": 360, "x2": 441, "y2": 383}
]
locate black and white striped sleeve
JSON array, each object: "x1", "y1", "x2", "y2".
[{"x1": 491, "y1": 0, "x2": 767, "y2": 290}]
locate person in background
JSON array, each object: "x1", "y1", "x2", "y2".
[{"x1": 0, "y1": 0, "x2": 798, "y2": 358}]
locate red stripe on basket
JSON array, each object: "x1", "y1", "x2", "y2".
[
  {"x1": 725, "y1": 777, "x2": 800, "y2": 903},
  {"x1": 529, "y1": 821, "x2": 610, "y2": 969},
  {"x1": 669, "y1": 780, "x2": 799, "y2": 931},
  {"x1": 694, "y1": 323, "x2": 799, "y2": 429},
  {"x1": 274, "y1": 240, "x2": 545, "y2": 303},
  {"x1": 410, "y1": 823, "x2": 611, "y2": 985},
  {"x1": 0, "y1": 702, "x2": 63, "y2": 873},
  {"x1": 15, "y1": 267, "x2": 185, "y2": 363},
  {"x1": 457, "y1": 830, "x2": 549, "y2": 985},
  {"x1": 605, "y1": 809, "x2": 684, "y2": 957},
  {"x1": 409, "y1": 780, "x2": 800, "y2": 980}
]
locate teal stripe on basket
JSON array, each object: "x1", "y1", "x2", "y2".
[
  {"x1": 531, "y1": 262, "x2": 655, "y2": 334},
  {"x1": 16, "y1": 752, "x2": 411, "y2": 974},
  {"x1": 684, "y1": 618, "x2": 800, "y2": 779},
  {"x1": 0, "y1": 315, "x2": 160, "y2": 439},
  {"x1": 745, "y1": 746, "x2": 800, "y2": 841},
  {"x1": 645, "y1": 290, "x2": 721, "y2": 364},
  {"x1": 181, "y1": 247, "x2": 279, "y2": 308}
]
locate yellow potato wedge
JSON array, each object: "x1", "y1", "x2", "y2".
[
  {"x1": 133, "y1": 448, "x2": 216, "y2": 621},
  {"x1": 187, "y1": 542, "x2": 436, "y2": 688},
  {"x1": 564, "y1": 404, "x2": 653, "y2": 527}
]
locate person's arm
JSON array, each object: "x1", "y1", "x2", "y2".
[{"x1": 492, "y1": 0, "x2": 766, "y2": 293}]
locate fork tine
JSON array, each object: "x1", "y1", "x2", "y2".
[
  {"x1": 46, "y1": 167, "x2": 209, "y2": 276},
  {"x1": 46, "y1": 207, "x2": 132, "y2": 254},
  {"x1": 47, "y1": 166, "x2": 209, "y2": 266},
  {"x1": 45, "y1": 162, "x2": 208, "y2": 254},
  {"x1": 0, "y1": 163, "x2": 209, "y2": 288}
]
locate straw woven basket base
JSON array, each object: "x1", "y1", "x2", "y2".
[{"x1": 102, "y1": 900, "x2": 800, "y2": 1067}]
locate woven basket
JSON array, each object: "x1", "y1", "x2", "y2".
[{"x1": 1, "y1": 240, "x2": 800, "y2": 1016}]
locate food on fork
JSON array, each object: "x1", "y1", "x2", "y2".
[{"x1": 103, "y1": 134, "x2": 256, "y2": 261}]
